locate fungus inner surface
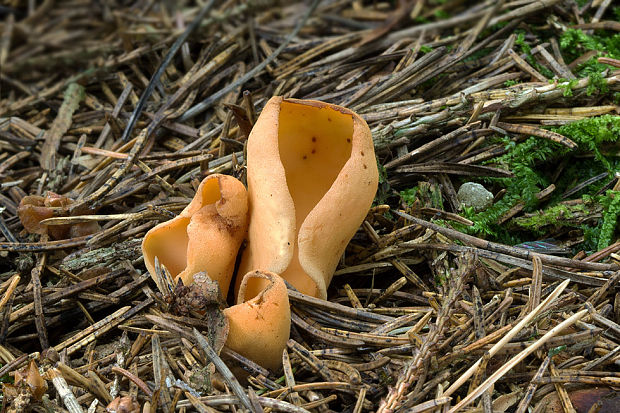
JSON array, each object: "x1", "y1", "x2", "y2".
[
  {"x1": 145, "y1": 178, "x2": 222, "y2": 278},
  {"x1": 277, "y1": 100, "x2": 353, "y2": 295},
  {"x1": 199, "y1": 176, "x2": 222, "y2": 206}
]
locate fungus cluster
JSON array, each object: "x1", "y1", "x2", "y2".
[
  {"x1": 18, "y1": 192, "x2": 100, "y2": 239},
  {"x1": 142, "y1": 96, "x2": 378, "y2": 371}
]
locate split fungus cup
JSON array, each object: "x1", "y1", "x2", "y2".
[
  {"x1": 142, "y1": 174, "x2": 247, "y2": 297},
  {"x1": 141, "y1": 97, "x2": 378, "y2": 371},
  {"x1": 238, "y1": 97, "x2": 379, "y2": 300},
  {"x1": 224, "y1": 270, "x2": 290, "y2": 371},
  {"x1": 142, "y1": 174, "x2": 289, "y2": 370}
]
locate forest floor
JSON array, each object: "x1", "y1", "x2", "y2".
[{"x1": 0, "y1": 1, "x2": 619, "y2": 412}]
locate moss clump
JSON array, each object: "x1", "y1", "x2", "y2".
[
  {"x1": 556, "y1": 115, "x2": 620, "y2": 172},
  {"x1": 449, "y1": 115, "x2": 620, "y2": 249},
  {"x1": 400, "y1": 187, "x2": 418, "y2": 206},
  {"x1": 557, "y1": 78, "x2": 579, "y2": 97},
  {"x1": 401, "y1": 182, "x2": 443, "y2": 210},
  {"x1": 592, "y1": 191, "x2": 620, "y2": 250},
  {"x1": 513, "y1": 203, "x2": 589, "y2": 233},
  {"x1": 560, "y1": 29, "x2": 620, "y2": 95},
  {"x1": 515, "y1": 31, "x2": 554, "y2": 79}
]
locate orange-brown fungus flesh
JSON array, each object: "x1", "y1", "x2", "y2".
[{"x1": 276, "y1": 101, "x2": 353, "y2": 296}]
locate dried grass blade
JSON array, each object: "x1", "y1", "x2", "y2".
[
  {"x1": 192, "y1": 328, "x2": 256, "y2": 413},
  {"x1": 48, "y1": 367, "x2": 85, "y2": 413},
  {"x1": 393, "y1": 211, "x2": 617, "y2": 272},
  {"x1": 444, "y1": 279, "x2": 570, "y2": 397},
  {"x1": 448, "y1": 309, "x2": 588, "y2": 412},
  {"x1": 39, "y1": 83, "x2": 84, "y2": 170}
]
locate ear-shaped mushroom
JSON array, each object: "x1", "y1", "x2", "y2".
[
  {"x1": 142, "y1": 174, "x2": 248, "y2": 297},
  {"x1": 18, "y1": 192, "x2": 100, "y2": 240},
  {"x1": 224, "y1": 270, "x2": 290, "y2": 371},
  {"x1": 239, "y1": 97, "x2": 378, "y2": 299}
]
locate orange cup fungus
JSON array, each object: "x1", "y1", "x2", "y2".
[
  {"x1": 142, "y1": 174, "x2": 289, "y2": 370},
  {"x1": 224, "y1": 270, "x2": 290, "y2": 370},
  {"x1": 142, "y1": 174, "x2": 248, "y2": 297},
  {"x1": 18, "y1": 192, "x2": 100, "y2": 240},
  {"x1": 141, "y1": 97, "x2": 378, "y2": 372},
  {"x1": 239, "y1": 97, "x2": 379, "y2": 299}
]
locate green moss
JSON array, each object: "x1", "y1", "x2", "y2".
[
  {"x1": 556, "y1": 115, "x2": 620, "y2": 172},
  {"x1": 549, "y1": 345, "x2": 567, "y2": 357},
  {"x1": 560, "y1": 29, "x2": 603, "y2": 54},
  {"x1": 449, "y1": 116, "x2": 620, "y2": 248},
  {"x1": 512, "y1": 203, "x2": 586, "y2": 233},
  {"x1": 597, "y1": 191, "x2": 620, "y2": 250},
  {"x1": 456, "y1": 195, "x2": 522, "y2": 243},
  {"x1": 581, "y1": 225, "x2": 600, "y2": 252},
  {"x1": 434, "y1": 9, "x2": 450, "y2": 19},
  {"x1": 515, "y1": 31, "x2": 531, "y2": 55},
  {"x1": 399, "y1": 182, "x2": 445, "y2": 211},
  {"x1": 587, "y1": 71, "x2": 609, "y2": 96},
  {"x1": 515, "y1": 31, "x2": 554, "y2": 79},
  {"x1": 400, "y1": 187, "x2": 418, "y2": 206},
  {"x1": 559, "y1": 29, "x2": 620, "y2": 90},
  {"x1": 557, "y1": 78, "x2": 579, "y2": 97}
]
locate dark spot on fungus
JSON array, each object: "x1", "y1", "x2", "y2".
[
  {"x1": 361, "y1": 151, "x2": 365, "y2": 156},
  {"x1": 363, "y1": 164, "x2": 367, "y2": 169},
  {"x1": 311, "y1": 136, "x2": 317, "y2": 142},
  {"x1": 302, "y1": 155, "x2": 307, "y2": 160},
  {"x1": 212, "y1": 214, "x2": 237, "y2": 235},
  {"x1": 311, "y1": 149, "x2": 316, "y2": 154},
  {"x1": 346, "y1": 138, "x2": 351, "y2": 143}
]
